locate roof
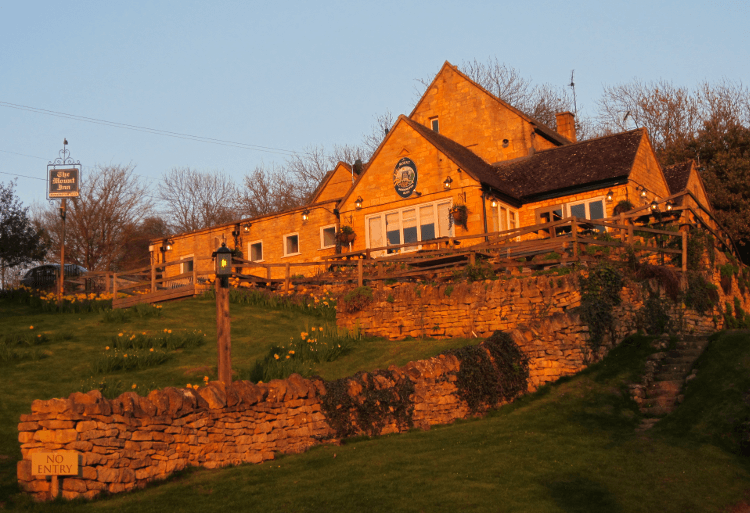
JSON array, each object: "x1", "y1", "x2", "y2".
[
  {"x1": 409, "y1": 61, "x2": 572, "y2": 147},
  {"x1": 493, "y1": 129, "x2": 645, "y2": 200},
  {"x1": 401, "y1": 117, "x2": 519, "y2": 203},
  {"x1": 662, "y1": 160, "x2": 693, "y2": 194}
]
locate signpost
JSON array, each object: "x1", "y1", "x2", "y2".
[
  {"x1": 47, "y1": 140, "x2": 81, "y2": 306},
  {"x1": 31, "y1": 451, "x2": 80, "y2": 499}
]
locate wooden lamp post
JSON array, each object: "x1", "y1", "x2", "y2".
[{"x1": 212, "y1": 242, "x2": 233, "y2": 384}]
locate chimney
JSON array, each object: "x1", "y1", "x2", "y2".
[{"x1": 555, "y1": 111, "x2": 577, "y2": 142}]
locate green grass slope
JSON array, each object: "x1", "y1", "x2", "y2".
[{"x1": 1, "y1": 296, "x2": 750, "y2": 512}]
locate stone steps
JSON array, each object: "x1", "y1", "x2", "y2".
[{"x1": 633, "y1": 335, "x2": 709, "y2": 431}]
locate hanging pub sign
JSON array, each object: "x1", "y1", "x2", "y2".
[
  {"x1": 392, "y1": 157, "x2": 418, "y2": 198},
  {"x1": 48, "y1": 168, "x2": 80, "y2": 199}
]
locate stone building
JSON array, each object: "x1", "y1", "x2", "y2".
[{"x1": 152, "y1": 61, "x2": 712, "y2": 276}]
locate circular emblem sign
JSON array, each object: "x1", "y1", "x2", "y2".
[{"x1": 393, "y1": 157, "x2": 418, "y2": 198}]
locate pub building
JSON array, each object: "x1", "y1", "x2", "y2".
[{"x1": 152, "y1": 62, "x2": 713, "y2": 278}]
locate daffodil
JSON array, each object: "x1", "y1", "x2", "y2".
[{"x1": 274, "y1": 354, "x2": 279, "y2": 360}]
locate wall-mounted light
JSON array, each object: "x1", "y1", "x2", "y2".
[
  {"x1": 243, "y1": 223, "x2": 251, "y2": 233},
  {"x1": 443, "y1": 176, "x2": 453, "y2": 190},
  {"x1": 302, "y1": 209, "x2": 310, "y2": 221},
  {"x1": 649, "y1": 199, "x2": 659, "y2": 212},
  {"x1": 640, "y1": 187, "x2": 648, "y2": 198},
  {"x1": 665, "y1": 201, "x2": 673, "y2": 211},
  {"x1": 606, "y1": 190, "x2": 614, "y2": 202},
  {"x1": 355, "y1": 196, "x2": 363, "y2": 209},
  {"x1": 490, "y1": 197, "x2": 498, "y2": 208}
]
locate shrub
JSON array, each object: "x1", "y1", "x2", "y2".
[
  {"x1": 638, "y1": 294, "x2": 672, "y2": 334},
  {"x1": 446, "y1": 331, "x2": 529, "y2": 414},
  {"x1": 683, "y1": 273, "x2": 719, "y2": 314},
  {"x1": 319, "y1": 369, "x2": 415, "y2": 438},
  {"x1": 578, "y1": 263, "x2": 623, "y2": 350},
  {"x1": 636, "y1": 264, "x2": 681, "y2": 301},
  {"x1": 338, "y1": 286, "x2": 374, "y2": 313}
]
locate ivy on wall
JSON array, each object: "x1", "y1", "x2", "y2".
[
  {"x1": 446, "y1": 331, "x2": 529, "y2": 414},
  {"x1": 578, "y1": 263, "x2": 623, "y2": 350}
]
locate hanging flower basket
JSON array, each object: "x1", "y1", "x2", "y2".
[
  {"x1": 450, "y1": 205, "x2": 468, "y2": 229},
  {"x1": 338, "y1": 226, "x2": 356, "y2": 243}
]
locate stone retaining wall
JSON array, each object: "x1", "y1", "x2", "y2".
[{"x1": 18, "y1": 265, "x2": 748, "y2": 501}]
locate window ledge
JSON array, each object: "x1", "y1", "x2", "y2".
[{"x1": 282, "y1": 253, "x2": 301, "y2": 258}]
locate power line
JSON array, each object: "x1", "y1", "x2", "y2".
[{"x1": 0, "y1": 101, "x2": 304, "y2": 157}]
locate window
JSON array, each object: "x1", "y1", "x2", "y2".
[
  {"x1": 535, "y1": 204, "x2": 568, "y2": 237},
  {"x1": 248, "y1": 241, "x2": 263, "y2": 262},
  {"x1": 568, "y1": 197, "x2": 606, "y2": 231},
  {"x1": 320, "y1": 225, "x2": 336, "y2": 249},
  {"x1": 283, "y1": 233, "x2": 300, "y2": 257},
  {"x1": 430, "y1": 117, "x2": 439, "y2": 133},
  {"x1": 366, "y1": 199, "x2": 453, "y2": 255},
  {"x1": 181, "y1": 255, "x2": 194, "y2": 274}
]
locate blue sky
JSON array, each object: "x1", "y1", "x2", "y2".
[{"x1": 2, "y1": 0, "x2": 748, "y2": 208}]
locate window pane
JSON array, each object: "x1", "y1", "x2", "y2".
[
  {"x1": 419, "y1": 205, "x2": 435, "y2": 240},
  {"x1": 403, "y1": 209, "x2": 418, "y2": 245},
  {"x1": 431, "y1": 118, "x2": 439, "y2": 132},
  {"x1": 437, "y1": 202, "x2": 452, "y2": 237},
  {"x1": 570, "y1": 203, "x2": 586, "y2": 218},
  {"x1": 588, "y1": 200, "x2": 604, "y2": 219},
  {"x1": 386, "y1": 213, "x2": 400, "y2": 246},
  {"x1": 286, "y1": 235, "x2": 298, "y2": 255},
  {"x1": 499, "y1": 206, "x2": 508, "y2": 231},
  {"x1": 186, "y1": 259, "x2": 194, "y2": 273},
  {"x1": 369, "y1": 217, "x2": 384, "y2": 248},
  {"x1": 250, "y1": 243, "x2": 262, "y2": 261},
  {"x1": 322, "y1": 227, "x2": 336, "y2": 247},
  {"x1": 509, "y1": 211, "x2": 516, "y2": 229}
]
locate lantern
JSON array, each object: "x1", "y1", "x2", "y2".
[{"x1": 214, "y1": 242, "x2": 232, "y2": 277}]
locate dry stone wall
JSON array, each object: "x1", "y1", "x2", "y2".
[
  {"x1": 17, "y1": 355, "x2": 474, "y2": 501},
  {"x1": 19, "y1": 264, "x2": 749, "y2": 501}
]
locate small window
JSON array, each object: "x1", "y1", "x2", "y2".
[
  {"x1": 535, "y1": 204, "x2": 568, "y2": 237},
  {"x1": 248, "y1": 241, "x2": 263, "y2": 262},
  {"x1": 430, "y1": 117, "x2": 439, "y2": 133},
  {"x1": 284, "y1": 233, "x2": 300, "y2": 256},
  {"x1": 320, "y1": 225, "x2": 336, "y2": 249},
  {"x1": 182, "y1": 256, "x2": 194, "y2": 274}
]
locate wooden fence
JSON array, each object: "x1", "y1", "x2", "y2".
[{"x1": 57, "y1": 190, "x2": 740, "y2": 307}]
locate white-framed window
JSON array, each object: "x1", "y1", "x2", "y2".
[
  {"x1": 567, "y1": 197, "x2": 605, "y2": 221},
  {"x1": 366, "y1": 199, "x2": 453, "y2": 255},
  {"x1": 320, "y1": 225, "x2": 336, "y2": 249},
  {"x1": 430, "y1": 117, "x2": 439, "y2": 133},
  {"x1": 247, "y1": 240, "x2": 263, "y2": 262},
  {"x1": 181, "y1": 254, "x2": 194, "y2": 274},
  {"x1": 283, "y1": 233, "x2": 300, "y2": 257},
  {"x1": 496, "y1": 204, "x2": 519, "y2": 232}
]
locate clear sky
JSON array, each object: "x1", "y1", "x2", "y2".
[{"x1": 2, "y1": 0, "x2": 748, "y2": 208}]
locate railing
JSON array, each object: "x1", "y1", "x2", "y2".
[{"x1": 56, "y1": 190, "x2": 740, "y2": 301}]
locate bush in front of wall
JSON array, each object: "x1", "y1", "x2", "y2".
[
  {"x1": 578, "y1": 263, "x2": 623, "y2": 351},
  {"x1": 446, "y1": 331, "x2": 529, "y2": 414},
  {"x1": 683, "y1": 273, "x2": 719, "y2": 315},
  {"x1": 338, "y1": 286, "x2": 374, "y2": 313},
  {"x1": 319, "y1": 369, "x2": 415, "y2": 438}
]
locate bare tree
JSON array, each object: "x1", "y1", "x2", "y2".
[
  {"x1": 361, "y1": 109, "x2": 396, "y2": 159},
  {"x1": 596, "y1": 79, "x2": 701, "y2": 155},
  {"x1": 158, "y1": 168, "x2": 238, "y2": 233},
  {"x1": 35, "y1": 164, "x2": 152, "y2": 272},
  {"x1": 235, "y1": 163, "x2": 304, "y2": 218}
]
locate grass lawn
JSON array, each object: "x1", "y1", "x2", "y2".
[{"x1": 1, "y1": 295, "x2": 750, "y2": 511}]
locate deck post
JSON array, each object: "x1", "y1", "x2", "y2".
[
  {"x1": 571, "y1": 219, "x2": 579, "y2": 261},
  {"x1": 151, "y1": 264, "x2": 156, "y2": 293},
  {"x1": 469, "y1": 252, "x2": 476, "y2": 266},
  {"x1": 357, "y1": 258, "x2": 363, "y2": 287},
  {"x1": 681, "y1": 231, "x2": 688, "y2": 291},
  {"x1": 267, "y1": 265, "x2": 272, "y2": 280},
  {"x1": 112, "y1": 273, "x2": 118, "y2": 302},
  {"x1": 105, "y1": 273, "x2": 110, "y2": 294},
  {"x1": 285, "y1": 263, "x2": 290, "y2": 292}
]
